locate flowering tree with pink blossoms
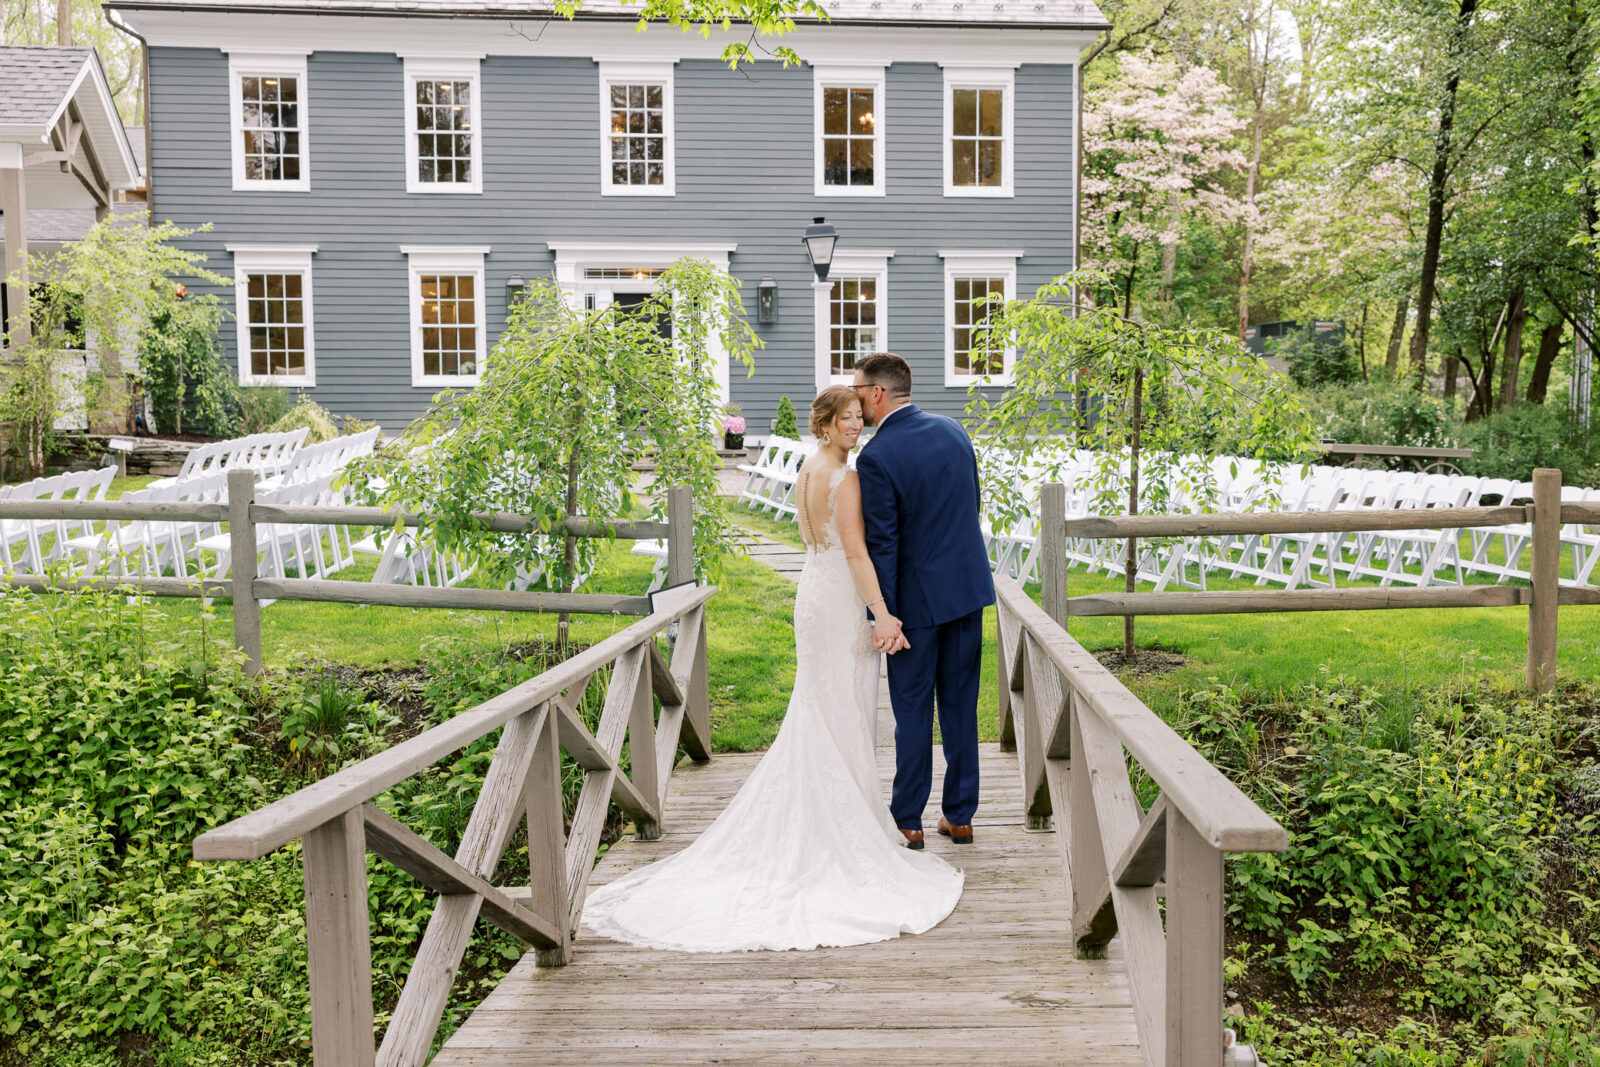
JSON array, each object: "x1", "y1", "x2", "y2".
[{"x1": 1081, "y1": 53, "x2": 1246, "y2": 319}]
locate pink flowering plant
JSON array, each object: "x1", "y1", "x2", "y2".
[{"x1": 723, "y1": 415, "x2": 746, "y2": 435}]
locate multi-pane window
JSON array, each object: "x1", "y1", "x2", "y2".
[
  {"x1": 245, "y1": 273, "x2": 307, "y2": 377},
  {"x1": 583, "y1": 267, "x2": 664, "y2": 281},
  {"x1": 952, "y1": 276, "x2": 1006, "y2": 377},
  {"x1": 240, "y1": 75, "x2": 301, "y2": 182},
  {"x1": 952, "y1": 88, "x2": 1004, "y2": 188},
  {"x1": 231, "y1": 246, "x2": 315, "y2": 385},
  {"x1": 608, "y1": 84, "x2": 666, "y2": 187},
  {"x1": 419, "y1": 274, "x2": 478, "y2": 378},
  {"x1": 822, "y1": 86, "x2": 876, "y2": 187},
  {"x1": 829, "y1": 277, "x2": 879, "y2": 377},
  {"x1": 415, "y1": 79, "x2": 474, "y2": 185}
]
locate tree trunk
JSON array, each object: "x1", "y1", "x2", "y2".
[
  {"x1": 1498, "y1": 287, "x2": 1526, "y2": 411},
  {"x1": 1527, "y1": 320, "x2": 1563, "y2": 403},
  {"x1": 1358, "y1": 301, "x2": 1369, "y2": 380},
  {"x1": 1158, "y1": 189, "x2": 1180, "y2": 305},
  {"x1": 557, "y1": 426, "x2": 582, "y2": 651},
  {"x1": 1408, "y1": 0, "x2": 1479, "y2": 379},
  {"x1": 1443, "y1": 350, "x2": 1460, "y2": 400},
  {"x1": 55, "y1": 0, "x2": 70, "y2": 44},
  {"x1": 1385, "y1": 297, "x2": 1409, "y2": 373},
  {"x1": 1237, "y1": 109, "x2": 1265, "y2": 340},
  {"x1": 1123, "y1": 367, "x2": 1143, "y2": 661}
]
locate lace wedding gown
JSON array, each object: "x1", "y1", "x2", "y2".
[{"x1": 582, "y1": 466, "x2": 964, "y2": 952}]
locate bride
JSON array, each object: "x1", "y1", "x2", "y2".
[{"x1": 582, "y1": 385, "x2": 964, "y2": 953}]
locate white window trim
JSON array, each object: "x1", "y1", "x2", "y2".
[
  {"x1": 596, "y1": 60, "x2": 676, "y2": 197},
  {"x1": 227, "y1": 51, "x2": 311, "y2": 193},
  {"x1": 941, "y1": 64, "x2": 1016, "y2": 199},
  {"x1": 813, "y1": 250, "x2": 892, "y2": 390},
  {"x1": 812, "y1": 64, "x2": 886, "y2": 198},
  {"x1": 404, "y1": 245, "x2": 490, "y2": 387},
  {"x1": 228, "y1": 243, "x2": 318, "y2": 387},
  {"x1": 941, "y1": 250, "x2": 1021, "y2": 388},
  {"x1": 402, "y1": 56, "x2": 484, "y2": 195}
]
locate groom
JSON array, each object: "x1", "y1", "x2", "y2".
[{"x1": 853, "y1": 353, "x2": 995, "y2": 850}]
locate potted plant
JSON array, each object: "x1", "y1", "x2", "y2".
[{"x1": 722, "y1": 409, "x2": 746, "y2": 450}]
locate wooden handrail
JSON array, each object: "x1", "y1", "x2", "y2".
[
  {"x1": 997, "y1": 577, "x2": 1284, "y2": 853},
  {"x1": 194, "y1": 583, "x2": 714, "y2": 862},
  {"x1": 1064, "y1": 584, "x2": 1526, "y2": 618},
  {"x1": 995, "y1": 572, "x2": 1286, "y2": 1066},
  {"x1": 1065, "y1": 503, "x2": 1526, "y2": 540},
  {"x1": 191, "y1": 580, "x2": 716, "y2": 1066}
]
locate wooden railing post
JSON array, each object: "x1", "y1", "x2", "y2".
[
  {"x1": 666, "y1": 486, "x2": 694, "y2": 587},
  {"x1": 227, "y1": 468, "x2": 262, "y2": 676},
  {"x1": 302, "y1": 808, "x2": 374, "y2": 1066},
  {"x1": 1041, "y1": 482, "x2": 1067, "y2": 628},
  {"x1": 1165, "y1": 810, "x2": 1225, "y2": 1067},
  {"x1": 1527, "y1": 468, "x2": 1562, "y2": 693},
  {"x1": 527, "y1": 702, "x2": 571, "y2": 968}
]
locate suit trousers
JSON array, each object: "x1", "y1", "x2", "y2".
[{"x1": 886, "y1": 607, "x2": 984, "y2": 829}]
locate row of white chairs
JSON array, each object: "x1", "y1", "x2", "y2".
[
  {"x1": 150, "y1": 427, "x2": 310, "y2": 488},
  {"x1": 0, "y1": 467, "x2": 117, "y2": 574}
]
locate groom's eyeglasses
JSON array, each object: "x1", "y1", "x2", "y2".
[{"x1": 853, "y1": 384, "x2": 881, "y2": 398}]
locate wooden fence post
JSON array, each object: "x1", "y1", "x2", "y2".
[
  {"x1": 1041, "y1": 482, "x2": 1067, "y2": 628},
  {"x1": 1165, "y1": 810, "x2": 1225, "y2": 1067},
  {"x1": 227, "y1": 468, "x2": 262, "y2": 676},
  {"x1": 666, "y1": 486, "x2": 694, "y2": 587},
  {"x1": 302, "y1": 808, "x2": 375, "y2": 1066},
  {"x1": 1527, "y1": 467, "x2": 1562, "y2": 693},
  {"x1": 527, "y1": 703, "x2": 571, "y2": 967}
]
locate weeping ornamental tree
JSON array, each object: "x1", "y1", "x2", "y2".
[
  {"x1": 966, "y1": 270, "x2": 1318, "y2": 659},
  {"x1": 358, "y1": 258, "x2": 758, "y2": 645}
]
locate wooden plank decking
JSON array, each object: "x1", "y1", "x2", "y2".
[{"x1": 434, "y1": 684, "x2": 1143, "y2": 1065}]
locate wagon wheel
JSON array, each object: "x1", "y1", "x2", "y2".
[
  {"x1": 1421, "y1": 460, "x2": 1463, "y2": 476},
  {"x1": 1340, "y1": 455, "x2": 1387, "y2": 471}
]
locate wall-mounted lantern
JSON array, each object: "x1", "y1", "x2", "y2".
[
  {"x1": 756, "y1": 276, "x2": 778, "y2": 324},
  {"x1": 506, "y1": 273, "x2": 528, "y2": 305}
]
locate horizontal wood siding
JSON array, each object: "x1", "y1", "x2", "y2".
[{"x1": 148, "y1": 49, "x2": 1074, "y2": 431}]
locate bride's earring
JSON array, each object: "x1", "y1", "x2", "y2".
[{"x1": 820, "y1": 432, "x2": 831, "y2": 445}]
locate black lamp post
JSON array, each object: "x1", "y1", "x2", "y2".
[{"x1": 802, "y1": 217, "x2": 839, "y2": 283}]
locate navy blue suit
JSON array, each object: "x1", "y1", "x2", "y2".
[{"x1": 857, "y1": 405, "x2": 995, "y2": 830}]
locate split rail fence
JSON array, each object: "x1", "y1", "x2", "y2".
[
  {"x1": 0, "y1": 468, "x2": 697, "y2": 674},
  {"x1": 1033, "y1": 468, "x2": 1600, "y2": 693}
]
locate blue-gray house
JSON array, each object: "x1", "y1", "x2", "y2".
[{"x1": 107, "y1": 0, "x2": 1107, "y2": 433}]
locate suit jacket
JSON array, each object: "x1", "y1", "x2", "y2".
[{"x1": 857, "y1": 405, "x2": 996, "y2": 629}]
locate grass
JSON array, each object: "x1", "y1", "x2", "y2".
[{"x1": 57, "y1": 481, "x2": 1600, "y2": 755}]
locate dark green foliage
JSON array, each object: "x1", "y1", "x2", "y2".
[
  {"x1": 139, "y1": 299, "x2": 241, "y2": 438},
  {"x1": 237, "y1": 386, "x2": 293, "y2": 434},
  {"x1": 773, "y1": 395, "x2": 799, "y2": 438},
  {"x1": 1301, "y1": 378, "x2": 1459, "y2": 449},
  {"x1": 1271, "y1": 330, "x2": 1359, "y2": 388},
  {"x1": 1458, "y1": 404, "x2": 1600, "y2": 485},
  {"x1": 1170, "y1": 677, "x2": 1600, "y2": 1062},
  {"x1": 0, "y1": 592, "x2": 614, "y2": 1063}
]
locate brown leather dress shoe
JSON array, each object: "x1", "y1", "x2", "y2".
[
  {"x1": 938, "y1": 817, "x2": 974, "y2": 844},
  {"x1": 899, "y1": 827, "x2": 925, "y2": 850}
]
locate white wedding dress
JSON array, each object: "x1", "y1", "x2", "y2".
[{"x1": 582, "y1": 466, "x2": 964, "y2": 952}]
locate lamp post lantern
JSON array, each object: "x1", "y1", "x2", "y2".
[{"x1": 802, "y1": 217, "x2": 839, "y2": 283}]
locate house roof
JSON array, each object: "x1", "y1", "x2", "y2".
[
  {"x1": 0, "y1": 46, "x2": 142, "y2": 202},
  {"x1": 0, "y1": 46, "x2": 98, "y2": 129},
  {"x1": 105, "y1": 0, "x2": 1110, "y2": 30}
]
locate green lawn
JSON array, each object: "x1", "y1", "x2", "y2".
[{"x1": 70, "y1": 480, "x2": 1600, "y2": 754}]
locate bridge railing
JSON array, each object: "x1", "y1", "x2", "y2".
[
  {"x1": 995, "y1": 572, "x2": 1286, "y2": 1067},
  {"x1": 190, "y1": 579, "x2": 715, "y2": 1066}
]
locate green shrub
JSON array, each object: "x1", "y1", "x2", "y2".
[
  {"x1": 1270, "y1": 330, "x2": 1359, "y2": 388},
  {"x1": 139, "y1": 300, "x2": 241, "y2": 438},
  {"x1": 236, "y1": 386, "x2": 291, "y2": 434},
  {"x1": 1301, "y1": 379, "x2": 1460, "y2": 449},
  {"x1": 1458, "y1": 403, "x2": 1600, "y2": 485},
  {"x1": 268, "y1": 397, "x2": 340, "y2": 443},
  {"x1": 773, "y1": 395, "x2": 799, "y2": 438}
]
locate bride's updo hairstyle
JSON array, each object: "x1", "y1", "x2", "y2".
[{"x1": 809, "y1": 384, "x2": 860, "y2": 441}]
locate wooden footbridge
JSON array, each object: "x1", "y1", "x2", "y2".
[{"x1": 182, "y1": 501, "x2": 1286, "y2": 1067}]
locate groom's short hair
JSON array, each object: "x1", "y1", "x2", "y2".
[{"x1": 857, "y1": 352, "x2": 912, "y2": 398}]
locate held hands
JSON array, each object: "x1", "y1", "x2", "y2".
[{"x1": 872, "y1": 612, "x2": 910, "y2": 655}]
